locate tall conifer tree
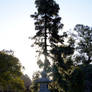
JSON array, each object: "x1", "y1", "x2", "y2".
[
  {"x1": 31, "y1": 0, "x2": 63, "y2": 72},
  {"x1": 31, "y1": 0, "x2": 74, "y2": 92}
]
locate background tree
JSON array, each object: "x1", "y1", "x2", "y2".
[
  {"x1": 30, "y1": 71, "x2": 40, "y2": 92},
  {"x1": 74, "y1": 24, "x2": 92, "y2": 64},
  {"x1": 21, "y1": 74, "x2": 31, "y2": 92},
  {"x1": 0, "y1": 50, "x2": 25, "y2": 91},
  {"x1": 68, "y1": 24, "x2": 92, "y2": 92}
]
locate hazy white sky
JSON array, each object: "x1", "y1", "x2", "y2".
[{"x1": 0, "y1": 0, "x2": 92, "y2": 78}]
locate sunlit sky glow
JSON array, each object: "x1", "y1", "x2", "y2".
[{"x1": 0, "y1": 0, "x2": 92, "y2": 78}]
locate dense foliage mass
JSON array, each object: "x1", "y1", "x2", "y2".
[
  {"x1": 31, "y1": 0, "x2": 92, "y2": 92},
  {"x1": 68, "y1": 24, "x2": 92, "y2": 92},
  {"x1": 70, "y1": 64, "x2": 92, "y2": 92},
  {"x1": 31, "y1": 0, "x2": 75, "y2": 92},
  {"x1": 0, "y1": 50, "x2": 25, "y2": 91}
]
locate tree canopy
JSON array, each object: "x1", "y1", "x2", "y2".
[
  {"x1": 0, "y1": 50, "x2": 25, "y2": 91},
  {"x1": 74, "y1": 24, "x2": 92, "y2": 64}
]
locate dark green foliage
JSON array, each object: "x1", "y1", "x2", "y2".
[
  {"x1": 31, "y1": 0, "x2": 75, "y2": 92},
  {"x1": 70, "y1": 64, "x2": 92, "y2": 92},
  {"x1": 50, "y1": 38, "x2": 75, "y2": 92},
  {"x1": 31, "y1": 0, "x2": 63, "y2": 72},
  {"x1": 61, "y1": 24, "x2": 92, "y2": 92},
  {"x1": 68, "y1": 24, "x2": 92, "y2": 92},
  {"x1": 35, "y1": 0, "x2": 59, "y2": 16},
  {"x1": 70, "y1": 67, "x2": 84, "y2": 92}
]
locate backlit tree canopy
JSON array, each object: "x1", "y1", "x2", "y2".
[
  {"x1": 74, "y1": 24, "x2": 92, "y2": 64},
  {"x1": 31, "y1": 0, "x2": 63, "y2": 72}
]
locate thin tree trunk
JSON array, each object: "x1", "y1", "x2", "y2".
[{"x1": 44, "y1": 14, "x2": 47, "y2": 71}]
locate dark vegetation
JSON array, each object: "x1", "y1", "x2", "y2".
[
  {"x1": 0, "y1": 50, "x2": 31, "y2": 92},
  {"x1": 0, "y1": 0, "x2": 92, "y2": 92},
  {"x1": 30, "y1": 0, "x2": 92, "y2": 92}
]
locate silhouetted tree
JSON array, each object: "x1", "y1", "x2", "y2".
[
  {"x1": 31, "y1": 0, "x2": 63, "y2": 73},
  {"x1": 31, "y1": 0, "x2": 76, "y2": 92}
]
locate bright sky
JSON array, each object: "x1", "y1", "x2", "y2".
[{"x1": 0, "y1": 0, "x2": 92, "y2": 78}]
